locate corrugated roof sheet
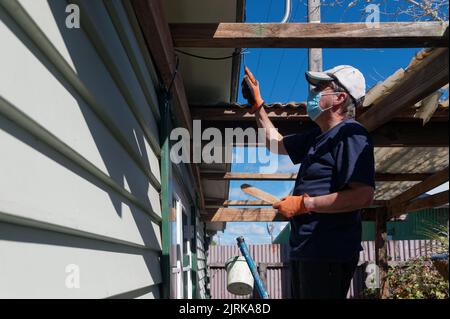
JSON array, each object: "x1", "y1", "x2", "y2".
[
  {"x1": 374, "y1": 147, "x2": 448, "y2": 200},
  {"x1": 375, "y1": 147, "x2": 448, "y2": 173}
]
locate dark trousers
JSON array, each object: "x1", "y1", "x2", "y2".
[{"x1": 290, "y1": 255, "x2": 359, "y2": 299}]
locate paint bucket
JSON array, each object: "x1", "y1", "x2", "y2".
[{"x1": 225, "y1": 256, "x2": 254, "y2": 295}]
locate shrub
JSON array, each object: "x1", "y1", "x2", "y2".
[{"x1": 387, "y1": 256, "x2": 449, "y2": 299}]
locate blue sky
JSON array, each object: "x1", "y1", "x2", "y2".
[{"x1": 212, "y1": 0, "x2": 449, "y2": 246}]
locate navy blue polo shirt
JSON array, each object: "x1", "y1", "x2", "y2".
[{"x1": 283, "y1": 119, "x2": 375, "y2": 262}]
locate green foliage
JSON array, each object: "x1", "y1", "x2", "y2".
[
  {"x1": 361, "y1": 288, "x2": 379, "y2": 299},
  {"x1": 419, "y1": 222, "x2": 449, "y2": 254},
  {"x1": 387, "y1": 256, "x2": 449, "y2": 299}
]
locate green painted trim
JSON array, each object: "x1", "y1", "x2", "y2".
[
  {"x1": 172, "y1": 163, "x2": 195, "y2": 206},
  {"x1": 159, "y1": 98, "x2": 172, "y2": 299},
  {"x1": 362, "y1": 207, "x2": 449, "y2": 241},
  {"x1": 191, "y1": 254, "x2": 198, "y2": 299},
  {"x1": 191, "y1": 205, "x2": 198, "y2": 299},
  {"x1": 275, "y1": 209, "x2": 449, "y2": 242}
]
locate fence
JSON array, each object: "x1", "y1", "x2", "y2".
[{"x1": 207, "y1": 240, "x2": 439, "y2": 299}]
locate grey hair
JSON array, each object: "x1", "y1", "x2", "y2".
[{"x1": 330, "y1": 81, "x2": 356, "y2": 119}]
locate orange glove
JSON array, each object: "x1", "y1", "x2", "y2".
[
  {"x1": 241, "y1": 66, "x2": 265, "y2": 114},
  {"x1": 272, "y1": 194, "x2": 311, "y2": 219}
]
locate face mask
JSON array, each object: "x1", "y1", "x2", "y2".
[{"x1": 306, "y1": 90, "x2": 339, "y2": 121}]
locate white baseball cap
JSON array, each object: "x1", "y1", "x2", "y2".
[{"x1": 305, "y1": 65, "x2": 366, "y2": 106}]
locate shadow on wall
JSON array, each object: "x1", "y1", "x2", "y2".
[
  {"x1": 0, "y1": 1, "x2": 161, "y2": 282},
  {"x1": 47, "y1": 0, "x2": 156, "y2": 219}
]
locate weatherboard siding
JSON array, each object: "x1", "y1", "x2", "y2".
[{"x1": 0, "y1": 0, "x2": 162, "y2": 298}]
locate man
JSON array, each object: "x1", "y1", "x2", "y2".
[{"x1": 241, "y1": 65, "x2": 375, "y2": 299}]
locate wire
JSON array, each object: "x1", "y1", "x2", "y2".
[
  {"x1": 164, "y1": 55, "x2": 180, "y2": 102},
  {"x1": 268, "y1": 49, "x2": 286, "y2": 101},
  {"x1": 174, "y1": 48, "x2": 246, "y2": 61},
  {"x1": 268, "y1": 0, "x2": 302, "y2": 102},
  {"x1": 287, "y1": 52, "x2": 308, "y2": 101},
  {"x1": 286, "y1": 1, "x2": 308, "y2": 101},
  {"x1": 254, "y1": 0, "x2": 274, "y2": 78}
]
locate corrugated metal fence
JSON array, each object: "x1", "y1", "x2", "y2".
[
  {"x1": 208, "y1": 244, "x2": 290, "y2": 299},
  {"x1": 207, "y1": 240, "x2": 440, "y2": 299}
]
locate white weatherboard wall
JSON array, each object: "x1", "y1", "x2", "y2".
[{"x1": 0, "y1": 0, "x2": 163, "y2": 298}]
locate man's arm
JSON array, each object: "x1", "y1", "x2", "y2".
[
  {"x1": 255, "y1": 107, "x2": 288, "y2": 155},
  {"x1": 304, "y1": 182, "x2": 375, "y2": 213},
  {"x1": 242, "y1": 67, "x2": 287, "y2": 155}
]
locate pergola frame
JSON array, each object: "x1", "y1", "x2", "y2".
[{"x1": 132, "y1": 0, "x2": 449, "y2": 299}]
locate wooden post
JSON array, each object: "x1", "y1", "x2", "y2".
[
  {"x1": 308, "y1": 0, "x2": 322, "y2": 75},
  {"x1": 252, "y1": 263, "x2": 268, "y2": 299},
  {"x1": 259, "y1": 263, "x2": 268, "y2": 298},
  {"x1": 375, "y1": 207, "x2": 389, "y2": 299}
]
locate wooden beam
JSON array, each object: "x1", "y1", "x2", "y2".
[
  {"x1": 190, "y1": 104, "x2": 449, "y2": 122},
  {"x1": 204, "y1": 200, "x2": 276, "y2": 208},
  {"x1": 390, "y1": 190, "x2": 449, "y2": 217},
  {"x1": 389, "y1": 167, "x2": 449, "y2": 207},
  {"x1": 201, "y1": 172, "x2": 433, "y2": 182},
  {"x1": 198, "y1": 120, "x2": 449, "y2": 147},
  {"x1": 190, "y1": 104, "x2": 308, "y2": 121},
  {"x1": 205, "y1": 199, "x2": 387, "y2": 207},
  {"x1": 375, "y1": 173, "x2": 433, "y2": 182},
  {"x1": 375, "y1": 207, "x2": 390, "y2": 299},
  {"x1": 371, "y1": 121, "x2": 449, "y2": 147},
  {"x1": 131, "y1": 0, "x2": 192, "y2": 133},
  {"x1": 223, "y1": 200, "x2": 272, "y2": 206},
  {"x1": 359, "y1": 48, "x2": 449, "y2": 132},
  {"x1": 131, "y1": 0, "x2": 207, "y2": 211},
  {"x1": 203, "y1": 208, "x2": 285, "y2": 222},
  {"x1": 203, "y1": 207, "x2": 379, "y2": 222},
  {"x1": 170, "y1": 22, "x2": 449, "y2": 48},
  {"x1": 209, "y1": 262, "x2": 287, "y2": 268}
]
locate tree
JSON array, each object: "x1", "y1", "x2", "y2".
[{"x1": 321, "y1": 0, "x2": 448, "y2": 22}]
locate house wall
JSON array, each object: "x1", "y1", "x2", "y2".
[
  {"x1": 172, "y1": 163, "x2": 209, "y2": 299},
  {"x1": 0, "y1": 0, "x2": 163, "y2": 298}
]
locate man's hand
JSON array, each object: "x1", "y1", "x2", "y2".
[
  {"x1": 241, "y1": 66, "x2": 264, "y2": 114},
  {"x1": 272, "y1": 195, "x2": 310, "y2": 219}
]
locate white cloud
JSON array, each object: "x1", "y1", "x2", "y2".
[
  {"x1": 271, "y1": 181, "x2": 295, "y2": 198},
  {"x1": 233, "y1": 147, "x2": 245, "y2": 163},
  {"x1": 272, "y1": 222, "x2": 289, "y2": 238},
  {"x1": 259, "y1": 155, "x2": 299, "y2": 173},
  {"x1": 228, "y1": 186, "x2": 255, "y2": 200},
  {"x1": 217, "y1": 222, "x2": 290, "y2": 245},
  {"x1": 225, "y1": 223, "x2": 267, "y2": 236},
  {"x1": 278, "y1": 156, "x2": 300, "y2": 173}
]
